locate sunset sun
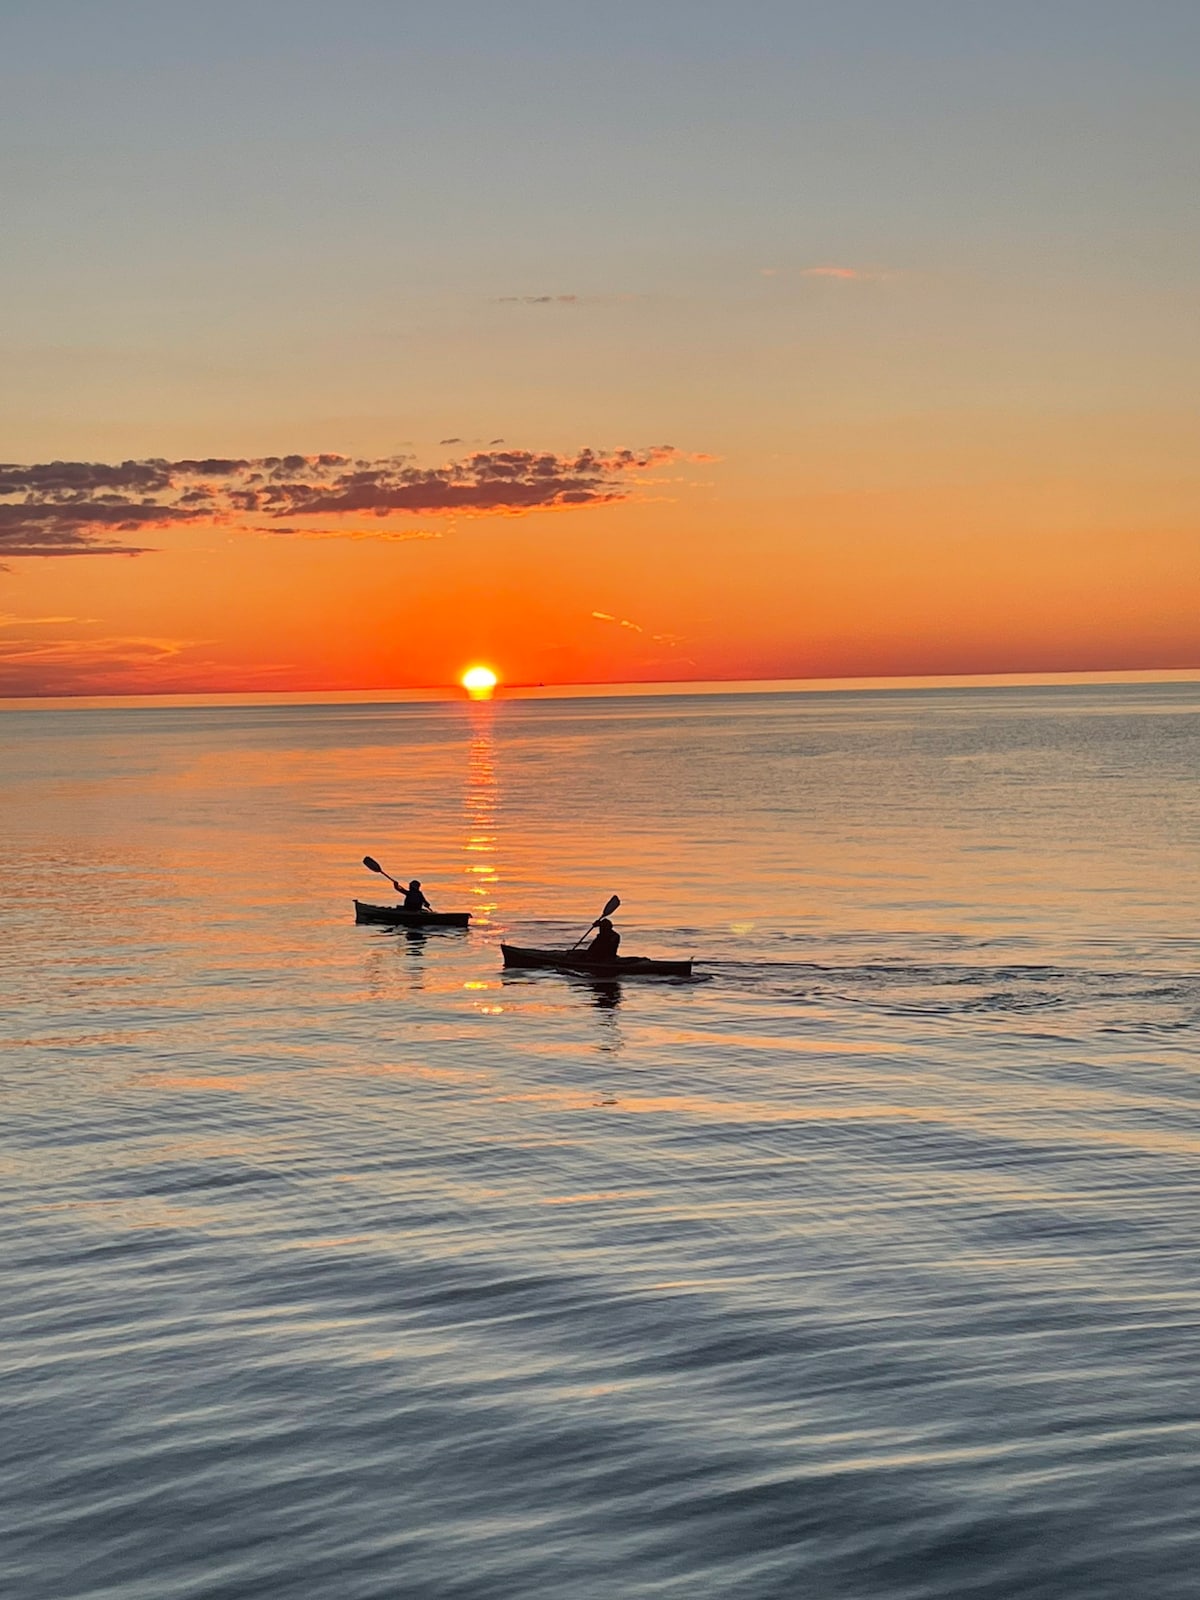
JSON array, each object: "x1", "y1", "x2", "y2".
[{"x1": 461, "y1": 665, "x2": 499, "y2": 695}]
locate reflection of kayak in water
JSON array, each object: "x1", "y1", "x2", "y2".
[
  {"x1": 500, "y1": 943, "x2": 693, "y2": 978},
  {"x1": 354, "y1": 901, "x2": 471, "y2": 928}
]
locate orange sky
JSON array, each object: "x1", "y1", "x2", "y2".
[
  {"x1": 2, "y1": 417, "x2": 1197, "y2": 697},
  {"x1": 2, "y1": 9, "x2": 1199, "y2": 696}
]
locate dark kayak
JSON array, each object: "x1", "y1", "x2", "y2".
[
  {"x1": 354, "y1": 900, "x2": 471, "y2": 928},
  {"x1": 501, "y1": 943, "x2": 693, "y2": 978}
]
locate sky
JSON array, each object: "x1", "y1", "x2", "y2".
[{"x1": 1, "y1": 0, "x2": 1198, "y2": 695}]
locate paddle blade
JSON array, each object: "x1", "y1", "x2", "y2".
[
  {"x1": 569, "y1": 894, "x2": 622, "y2": 950},
  {"x1": 363, "y1": 856, "x2": 384, "y2": 875}
]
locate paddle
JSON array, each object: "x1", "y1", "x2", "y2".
[
  {"x1": 363, "y1": 855, "x2": 405, "y2": 895},
  {"x1": 363, "y1": 856, "x2": 437, "y2": 913},
  {"x1": 570, "y1": 894, "x2": 621, "y2": 951}
]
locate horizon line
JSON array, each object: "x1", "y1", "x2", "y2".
[{"x1": 1, "y1": 666, "x2": 1198, "y2": 714}]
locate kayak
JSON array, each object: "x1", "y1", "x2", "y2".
[
  {"x1": 501, "y1": 943, "x2": 693, "y2": 978},
  {"x1": 354, "y1": 900, "x2": 471, "y2": 928}
]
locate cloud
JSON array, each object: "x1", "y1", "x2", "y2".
[
  {"x1": 0, "y1": 502, "x2": 175, "y2": 557},
  {"x1": 0, "y1": 632, "x2": 195, "y2": 689},
  {"x1": 0, "y1": 633, "x2": 189, "y2": 665},
  {"x1": 0, "y1": 629, "x2": 307, "y2": 696},
  {"x1": 492, "y1": 294, "x2": 644, "y2": 307},
  {"x1": 0, "y1": 612, "x2": 91, "y2": 627},
  {"x1": 800, "y1": 265, "x2": 889, "y2": 281},
  {"x1": 595, "y1": 608, "x2": 649, "y2": 633},
  {"x1": 0, "y1": 620, "x2": 309, "y2": 696},
  {"x1": 592, "y1": 609, "x2": 643, "y2": 633},
  {"x1": 592, "y1": 610, "x2": 682, "y2": 645},
  {"x1": 0, "y1": 445, "x2": 683, "y2": 558}
]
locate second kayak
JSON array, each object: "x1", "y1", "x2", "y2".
[{"x1": 501, "y1": 943, "x2": 693, "y2": 978}]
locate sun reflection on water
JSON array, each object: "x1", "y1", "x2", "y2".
[{"x1": 462, "y1": 701, "x2": 500, "y2": 922}]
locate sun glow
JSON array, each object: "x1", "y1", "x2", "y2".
[{"x1": 461, "y1": 665, "x2": 499, "y2": 697}]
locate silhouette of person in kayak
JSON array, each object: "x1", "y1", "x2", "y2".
[
  {"x1": 402, "y1": 879, "x2": 432, "y2": 913},
  {"x1": 588, "y1": 917, "x2": 620, "y2": 961}
]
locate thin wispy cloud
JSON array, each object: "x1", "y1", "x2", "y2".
[
  {"x1": 0, "y1": 630, "x2": 195, "y2": 694},
  {"x1": 592, "y1": 610, "x2": 643, "y2": 634},
  {"x1": 591, "y1": 610, "x2": 681, "y2": 646},
  {"x1": 759, "y1": 266, "x2": 891, "y2": 282},
  {"x1": 0, "y1": 631, "x2": 303, "y2": 695},
  {"x1": 0, "y1": 612, "x2": 92, "y2": 627},
  {"x1": 800, "y1": 265, "x2": 890, "y2": 281},
  {"x1": 0, "y1": 446, "x2": 683, "y2": 558},
  {"x1": 492, "y1": 294, "x2": 644, "y2": 307},
  {"x1": 0, "y1": 632, "x2": 192, "y2": 671}
]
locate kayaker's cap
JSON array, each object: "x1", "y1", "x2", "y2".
[
  {"x1": 597, "y1": 917, "x2": 612, "y2": 929},
  {"x1": 409, "y1": 879, "x2": 421, "y2": 889}
]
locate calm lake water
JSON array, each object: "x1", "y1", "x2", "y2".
[{"x1": 2, "y1": 683, "x2": 1198, "y2": 1600}]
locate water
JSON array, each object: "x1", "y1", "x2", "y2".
[{"x1": 2, "y1": 683, "x2": 1198, "y2": 1600}]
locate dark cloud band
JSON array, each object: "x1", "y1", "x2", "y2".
[{"x1": 0, "y1": 446, "x2": 679, "y2": 557}]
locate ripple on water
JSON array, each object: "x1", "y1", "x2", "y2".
[{"x1": 2, "y1": 689, "x2": 1199, "y2": 1598}]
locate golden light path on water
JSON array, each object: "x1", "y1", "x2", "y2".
[{"x1": 463, "y1": 700, "x2": 499, "y2": 926}]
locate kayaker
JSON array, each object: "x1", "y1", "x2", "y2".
[
  {"x1": 588, "y1": 917, "x2": 620, "y2": 961},
  {"x1": 402, "y1": 879, "x2": 432, "y2": 913}
]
